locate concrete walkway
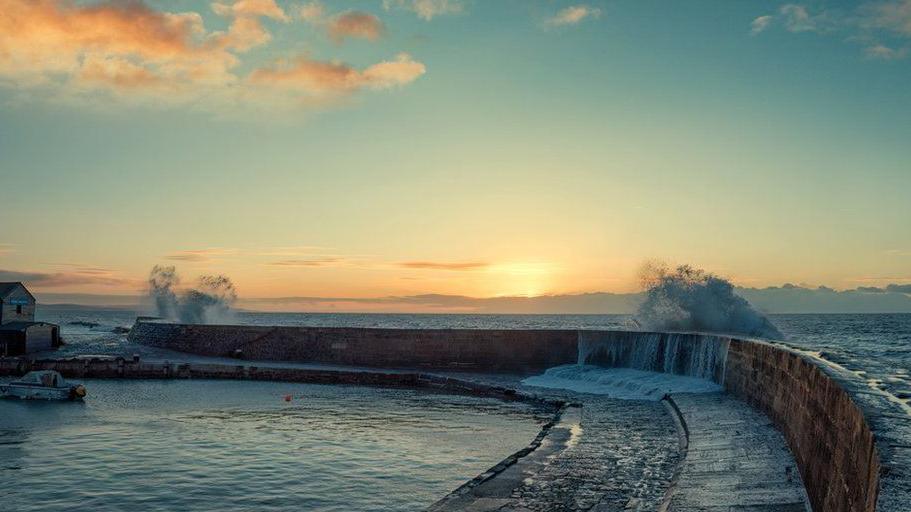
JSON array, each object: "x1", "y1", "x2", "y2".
[{"x1": 663, "y1": 393, "x2": 810, "y2": 512}]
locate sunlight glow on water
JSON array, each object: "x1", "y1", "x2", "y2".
[{"x1": 0, "y1": 380, "x2": 547, "y2": 512}]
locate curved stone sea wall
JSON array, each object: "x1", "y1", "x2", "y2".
[
  {"x1": 124, "y1": 320, "x2": 907, "y2": 511},
  {"x1": 724, "y1": 339, "x2": 880, "y2": 512}
]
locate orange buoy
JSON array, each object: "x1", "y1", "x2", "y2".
[{"x1": 283, "y1": 394, "x2": 292, "y2": 402}]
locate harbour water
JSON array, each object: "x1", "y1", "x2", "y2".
[{"x1": 0, "y1": 379, "x2": 548, "y2": 512}]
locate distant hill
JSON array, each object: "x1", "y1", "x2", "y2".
[
  {"x1": 737, "y1": 285, "x2": 911, "y2": 314},
  {"x1": 33, "y1": 285, "x2": 911, "y2": 314}
]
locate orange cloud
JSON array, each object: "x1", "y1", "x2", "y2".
[
  {"x1": 77, "y1": 55, "x2": 164, "y2": 90},
  {"x1": 399, "y1": 261, "x2": 489, "y2": 271},
  {"x1": 249, "y1": 53, "x2": 425, "y2": 93},
  {"x1": 269, "y1": 258, "x2": 347, "y2": 267},
  {"x1": 0, "y1": 0, "x2": 424, "y2": 110},
  {"x1": 163, "y1": 248, "x2": 238, "y2": 262},
  {"x1": 0, "y1": 267, "x2": 138, "y2": 288},
  {"x1": 211, "y1": 0, "x2": 289, "y2": 51},
  {"x1": 0, "y1": 1, "x2": 203, "y2": 71},
  {"x1": 328, "y1": 11, "x2": 386, "y2": 43},
  {"x1": 0, "y1": 0, "x2": 240, "y2": 93}
]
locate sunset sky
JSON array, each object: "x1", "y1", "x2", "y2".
[{"x1": 1, "y1": 0, "x2": 910, "y2": 307}]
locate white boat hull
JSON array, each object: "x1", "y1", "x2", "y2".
[{"x1": 0, "y1": 383, "x2": 81, "y2": 400}]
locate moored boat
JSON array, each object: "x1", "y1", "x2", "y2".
[{"x1": 0, "y1": 370, "x2": 86, "y2": 400}]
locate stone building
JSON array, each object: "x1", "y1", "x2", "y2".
[{"x1": 0, "y1": 282, "x2": 60, "y2": 356}]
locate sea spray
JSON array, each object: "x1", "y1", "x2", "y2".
[
  {"x1": 148, "y1": 265, "x2": 179, "y2": 320},
  {"x1": 148, "y1": 266, "x2": 238, "y2": 324},
  {"x1": 636, "y1": 263, "x2": 782, "y2": 339}
]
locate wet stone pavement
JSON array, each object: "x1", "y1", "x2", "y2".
[
  {"x1": 665, "y1": 393, "x2": 809, "y2": 512},
  {"x1": 431, "y1": 372, "x2": 810, "y2": 512},
  {"x1": 431, "y1": 374, "x2": 683, "y2": 512},
  {"x1": 507, "y1": 398, "x2": 680, "y2": 511}
]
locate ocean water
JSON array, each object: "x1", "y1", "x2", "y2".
[
  {"x1": 36, "y1": 308, "x2": 911, "y2": 401},
  {"x1": 771, "y1": 314, "x2": 911, "y2": 400},
  {"x1": 0, "y1": 379, "x2": 547, "y2": 512}
]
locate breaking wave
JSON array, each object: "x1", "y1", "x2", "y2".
[
  {"x1": 148, "y1": 265, "x2": 237, "y2": 324},
  {"x1": 635, "y1": 263, "x2": 782, "y2": 339}
]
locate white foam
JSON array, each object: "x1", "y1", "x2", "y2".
[{"x1": 521, "y1": 364, "x2": 723, "y2": 401}]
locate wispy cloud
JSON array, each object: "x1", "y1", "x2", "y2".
[
  {"x1": 268, "y1": 257, "x2": 348, "y2": 267},
  {"x1": 752, "y1": 2, "x2": 911, "y2": 59},
  {"x1": 865, "y1": 44, "x2": 909, "y2": 59},
  {"x1": 211, "y1": 0, "x2": 290, "y2": 51},
  {"x1": 546, "y1": 5, "x2": 602, "y2": 27},
  {"x1": 164, "y1": 248, "x2": 237, "y2": 263},
  {"x1": 751, "y1": 15, "x2": 774, "y2": 35},
  {"x1": 327, "y1": 11, "x2": 386, "y2": 43},
  {"x1": 0, "y1": 268, "x2": 139, "y2": 288},
  {"x1": 252, "y1": 246, "x2": 338, "y2": 257},
  {"x1": 49, "y1": 263, "x2": 119, "y2": 276},
  {"x1": 860, "y1": 0, "x2": 911, "y2": 36},
  {"x1": 399, "y1": 261, "x2": 489, "y2": 271},
  {"x1": 383, "y1": 0, "x2": 464, "y2": 20},
  {"x1": 779, "y1": 4, "x2": 830, "y2": 33},
  {"x1": 249, "y1": 53, "x2": 425, "y2": 93},
  {"x1": 297, "y1": 4, "x2": 386, "y2": 44},
  {"x1": 296, "y1": 1, "x2": 326, "y2": 22}
]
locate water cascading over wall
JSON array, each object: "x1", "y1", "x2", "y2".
[{"x1": 578, "y1": 331, "x2": 730, "y2": 383}]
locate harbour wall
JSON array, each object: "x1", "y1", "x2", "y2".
[
  {"x1": 124, "y1": 320, "x2": 909, "y2": 512},
  {"x1": 128, "y1": 321, "x2": 581, "y2": 373},
  {"x1": 0, "y1": 356, "x2": 565, "y2": 410}
]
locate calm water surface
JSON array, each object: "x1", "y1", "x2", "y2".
[{"x1": 0, "y1": 380, "x2": 547, "y2": 512}]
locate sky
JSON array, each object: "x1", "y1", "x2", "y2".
[{"x1": 0, "y1": 0, "x2": 910, "y2": 309}]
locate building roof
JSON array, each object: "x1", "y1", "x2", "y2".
[
  {"x1": 0, "y1": 282, "x2": 35, "y2": 302},
  {"x1": 0, "y1": 321, "x2": 55, "y2": 332}
]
